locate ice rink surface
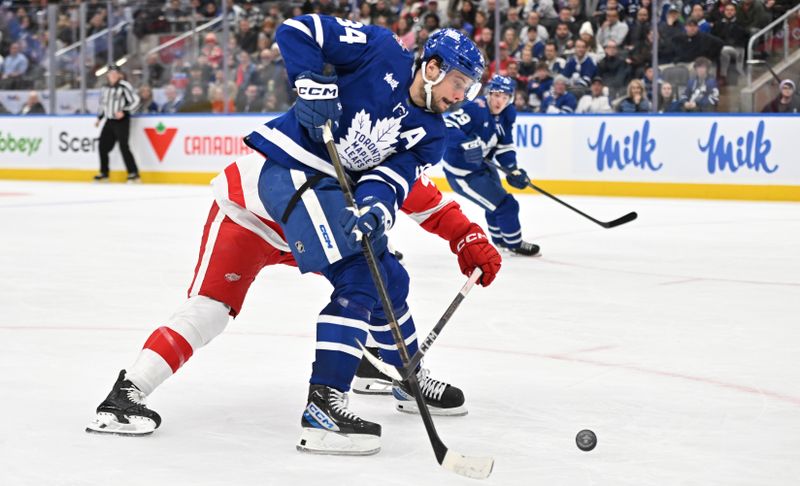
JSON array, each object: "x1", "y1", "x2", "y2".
[{"x1": 1, "y1": 180, "x2": 798, "y2": 486}]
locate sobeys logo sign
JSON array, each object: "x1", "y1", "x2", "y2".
[{"x1": 0, "y1": 131, "x2": 43, "y2": 156}]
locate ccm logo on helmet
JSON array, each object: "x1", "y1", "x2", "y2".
[{"x1": 456, "y1": 232, "x2": 487, "y2": 252}]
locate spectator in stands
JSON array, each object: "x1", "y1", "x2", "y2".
[
  {"x1": 641, "y1": 65, "x2": 661, "y2": 100},
  {"x1": 524, "y1": 0, "x2": 558, "y2": 22},
  {"x1": 475, "y1": 27, "x2": 494, "y2": 57},
  {"x1": 657, "y1": 81, "x2": 684, "y2": 112},
  {"x1": 597, "y1": 40, "x2": 630, "y2": 97},
  {"x1": 240, "y1": 0, "x2": 265, "y2": 28},
  {"x1": 160, "y1": 84, "x2": 182, "y2": 113},
  {"x1": 597, "y1": 8, "x2": 629, "y2": 48},
  {"x1": 520, "y1": 11, "x2": 550, "y2": 43},
  {"x1": 555, "y1": 7, "x2": 580, "y2": 38},
  {"x1": 515, "y1": 89, "x2": 534, "y2": 112},
  {"x1": 201, "y1": 32, "x2": 223, "y2": 69},
  {"x1": 165, "y1": 0, "x2": 190, "y2": 26},
  {"x1": 506, "y1": 59, "x2": 528, "y2": 91},
  {"x1": 562, "y1": 38, "x2": 597, "y2": 89},
  {"x1": 681, "y1": 57, "x2": 719, "y2": 112},
  {"x1": 659, "y1": 5, "x2": 685, "y2": 54},
  {"x1": 688, "y1": 4, "x2": 712, "y2": 33},
  {"x1": 624, "y1": 7, "x2": 650, "y2": 51},
  {"x1": 503, "y1": 7, "x2": 525, "y2": 33},
  {"x1": 576, "y1": 77, "x2": 613, "y2": 113},
  {"x1": 262, "y1": 92, "x2": 281, "y2": 113},
  {"x1": 237, "y1": 18, "x2": 259, "y2": 54},
  {"x1": 18, "y1": 90, "x2": 45, "y2": 115},
  {"x1": 708, "y1": 0, "x2": 734, "y2": 26},
  {"x1": 503, "y1": 27, "x2": 523, "y2": 57},
  {"x1": 543, "y1": 41, "x2": 566, "y2": 73},
  {"x1": 713, "y1": 3, "x2": 748, "y2": 83},
  {"x1": 234, "y1": 51, "x2": 259, "y2": 89},
  {"x1": 541, "y1": 74, "x2": 578, "y2": 113},
  {"x1": 521, "y1": 25, "x2": 546, "y2": 60},
  {"x1": 761, "y1": 79, "x2": 800, "y2": 113},
  {"x1": 260, "y1": 17, "x2": 277, "y2": 41},
  {"x1": 569, "y1": 0, "x2": 589, "y2": 26},
  {"x1": 673, "y1": 18, "x2": 723, "y2": 64},
  {"x1": 736, "y1": 0, "x2": 770, "y2": 34},
  {"x1": 209, "y1": 68, "x2": 237, "y2": 103},
  {"x1": 552, "y1": 22, "x2": 574, "y2": 56},
  {"x1": 458, "y1": 0, "x2": 477, "y2": 27},
  {"x1": 179, "y1": 84, "x2": 211, "y2": 113},
  {"x1": 617, "y1": 79, "x2": 651, "y2": 112},
  {"x1": 487, "y1": 42, "x2": 513, "y2": 77},
  {"x1": 201, "y1": 1, "x2": 218, "y2": 19},
  {"x1": 627, "y1": 29, "x2": 672, "y2": 76},
  {"x1": 136, "y1": 85, "x2": 159, "y2": 114},
  {"x1": 235, "y1": 83, "x2": 263, "y2": 113},
  {"x1": 144, "y1": 53, "x2": 167, "y2": 87},
  {"x1": 519, "y1": 46, "x2": 539, "y2": 77},
  {"x1": 395, "y1": 16, "x2": 416, "y2": 50},
  {"x1": 210, "y1": 85, "x2": 235, "y2": 113},
  {"x1": 0, "y1": 42, "x2": 28, "y2": 89},
  {"x1": 528, "y1": 62, "x2": 554, "y2": 111},
  {"x1": 578, "y1": 22, "x2": 600, "y2": 61}
]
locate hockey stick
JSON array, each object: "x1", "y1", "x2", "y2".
[
  {"x1": 322, "y1": 122, "x2": 494, "y2": 479},
  {"x1": 357, "y1": 268, "x2": 483, "y2": 382},
  {"x1": 484, "y1": 160, "x2": 638, "y2": 228}
]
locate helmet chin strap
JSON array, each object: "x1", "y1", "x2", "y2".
[{"x1": 421, "y1": 61, "x2": 446, "y2": 112}]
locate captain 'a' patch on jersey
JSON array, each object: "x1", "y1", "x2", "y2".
[{"x1": 244, "y1": 14, "x2": 445, "y2": 206}]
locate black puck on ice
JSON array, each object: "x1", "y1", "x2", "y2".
[{"x1": 576, "y1": 429, "x2": 597, "y2": 451}]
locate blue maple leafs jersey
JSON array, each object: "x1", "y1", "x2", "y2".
[
  {"x1": 442, "y1": 97, "x2": 517, "y2": 175},
  {"x1": 243, "y1": 14, "x2": 446, "y2": 217}
]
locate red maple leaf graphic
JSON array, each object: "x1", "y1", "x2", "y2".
[{"x1": 144, "y1": 123, "x2": 178, "y2": 162}]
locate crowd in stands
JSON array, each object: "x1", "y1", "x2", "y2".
[{"x1": 1, "y1": 0, "x2": 798, "y2": 114}]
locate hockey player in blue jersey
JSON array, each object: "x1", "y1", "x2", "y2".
[
  {"x1": 242, "y1": 17, "x2": 485, "y2": 455},
  {"x1": 442, "y1": 75, "x2": 541, "y2": 256}
]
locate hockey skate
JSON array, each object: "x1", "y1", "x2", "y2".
[
  {"x1": 352, "y1": 347, "x2": 394, "y2": 395},
  {"x1": 393, "y1": 368, "x2": 467, "y2": 416},
  {"x1": 502, "y1": 240, "x2": 541, "y2": 257},
  {"x1": 86, "y1": 370, "x2": 161, "y2": 436},
  {"x1": 297, "y1": 384, "x2": 381, "y2": 456}
]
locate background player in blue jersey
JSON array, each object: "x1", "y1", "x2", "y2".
[
  {"x1": 240, "y1": 17, "x2": 485, "y2": 455},
  {"x1": 442, "y1": 75, "x2": 541, "y2": 257}
]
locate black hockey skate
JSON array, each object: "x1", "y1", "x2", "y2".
[
  {"x1": 352, "y1": 347, "x2": 394, "y2": 395},
  {"x1": 297, "y1": 384, "x2": 381, "y2": 455},
  {"x1": 504, "y1": 241, "x2": 541, "y2": 257},
  {"x1": 393, "y1": 368, "x2": 467, "y2": 416},
  {"x1": 85, "y1": 370, "x2": 161, "y2": 436},
  {"x1": 92, "y1": 173, "x2": 109, "y2": 182}
]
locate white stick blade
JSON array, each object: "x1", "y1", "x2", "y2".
[
  {"x1": 354, "y1": 339, "x2": 404, "y2": 381},
  {"x1": 441, "y1": 451, "x2": 494, "y2": 480}
]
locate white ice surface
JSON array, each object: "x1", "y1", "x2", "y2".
[{"x1": 1, "y1": 180, "x2": 798, "y2": 486}]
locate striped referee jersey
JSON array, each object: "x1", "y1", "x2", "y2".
[{"x1": 98, "y1": 79, "x2": 140, "y2": 119}]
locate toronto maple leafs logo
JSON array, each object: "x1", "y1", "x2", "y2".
[
  {"x1": 384, "y1": 72, "x2": 399, "y2": 91},
  {"x1": 336, "y1": 109, "x2": 405, "y2": 171}
]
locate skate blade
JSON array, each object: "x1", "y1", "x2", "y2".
[
  {"x1": 395, "y1": 400, "x2": 469, "y2": 417},
  {"x1": 85, "y1": 412, "x2": 156, "y2": 436},
  {"x1": 351, "y1": 377, "x2": 393, "y2": 395},
  {"x1": 296, "y1": 428, "x2": 380, "y2": 456}
]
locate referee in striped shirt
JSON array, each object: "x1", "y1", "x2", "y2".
[{"x1": 94, "y1": 65, "x2": 141, "y2": 182}]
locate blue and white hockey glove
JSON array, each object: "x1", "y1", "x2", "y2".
[
  {"x1": 505, "y1": 167, "x2": 530, "y2": 189},
  {"x1": 294, "y1": 71, "x2": 342, "y2": 143},
  {"x1": 339, "y1": 198, "x2": 392, "y2": 250},
  {"x1": 460, "y1": 137, "x2": 484, "y2": 167}
]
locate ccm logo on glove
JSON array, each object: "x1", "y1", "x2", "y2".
[
  {"x1": 455, "y1": 231, "x2": 487, "y2": 252},
  {"x1": 295, "y1": 78, "x2": 338, "y2": 99}
]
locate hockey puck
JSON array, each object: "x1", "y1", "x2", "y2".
[{"x1": 576, "y1": 429, "x2": 597, "y2": 451}]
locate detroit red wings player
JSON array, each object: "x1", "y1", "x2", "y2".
[{"x1": 86, "y1": 151, "x2": 502, "y2": 437}]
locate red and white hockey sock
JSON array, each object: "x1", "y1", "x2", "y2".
[{"x1": 125, "y1": 296, "x2": 231, "y2": 395}]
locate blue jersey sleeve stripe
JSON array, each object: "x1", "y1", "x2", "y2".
[
  {"x1": 252, "y1": 125, "x2": 335, "y2": 177},
  {"x1": 373, "y1": 166, "x2": 409, "y2": 200}
]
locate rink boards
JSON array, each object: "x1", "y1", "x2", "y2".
[{"x1": 0, "y1": 113, "x2": 797, "y2": 201}]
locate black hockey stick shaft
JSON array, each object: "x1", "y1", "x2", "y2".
[
  {"x1": 485, "y1": 160, "x2": 637, "y2": 228},
  {"x1": 322, "y1": 123, "x2": 451, "y2": 465},
  {"x1": 400, "y1": 268, "x2": 482, "y2": 379}
]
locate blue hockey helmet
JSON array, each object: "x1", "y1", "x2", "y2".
[
  {"x1": 420, "y1": 29, "x2": 485, "y2": 110},
  {"x1": 486, "y1": 75, "x2": 515, "y2": 95}
]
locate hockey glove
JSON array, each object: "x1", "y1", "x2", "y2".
[
  {"x1": 450, "y1": 223, "x2": 502, "y2": 286},
  {"x1": 505, "y1": 167, "x2": 530, "y2": 190},
  {"x1": 294, "y1": 71, "x2": 342, "y2": 143},
  {"x1": 339, "y1": 198, "x2": 391, "y2": 250},
  {"x1": 460, "y1": 137, "x2": 484, "y2": 167}
]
